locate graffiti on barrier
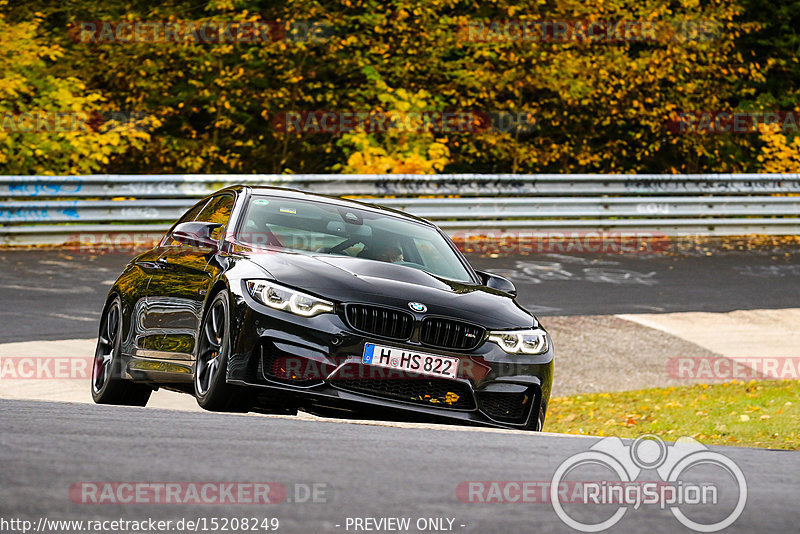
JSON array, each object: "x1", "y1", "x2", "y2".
[{"x1": 6, "y1": 182, "x2": 83, "y2": 196}]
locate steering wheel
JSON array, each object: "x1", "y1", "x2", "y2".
[{"x1": 325, "y1": 237, "x2": 362, "y2": 255}]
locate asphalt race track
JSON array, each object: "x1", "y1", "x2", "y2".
[
  {"x1": 1, "y1": 247, "x2": 799, "y2": 533},
  {"x1": 1, "y1": 247, "x2": 800, "y2": 342},
  {"x1": 1, "y1": 399, "x2": 798, "y2": 534}
]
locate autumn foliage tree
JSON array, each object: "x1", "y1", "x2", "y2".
[
  {"x1": 757, "y1": 124, "x2": 800, "y2": 173},
  {"x1": 0, "y1": 7, "x2": 156, "y2": 174},
  {"x1": 0, "y1": 0, "x2": 797, "y2": 175}
]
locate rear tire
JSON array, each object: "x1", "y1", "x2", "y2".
[
  {"x1": 91, "y1": 297, "x2": 151, "y2": 406},
  {"x1": 194, "y1": 290, "x2": 250, "y2": 412}
]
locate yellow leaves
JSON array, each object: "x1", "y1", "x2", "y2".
[
  {"x1": 444, "y1": 392, "x2": 460, "y2": 405},
  {"x1": 623, "y1": 414, "x2": 640, "y2": 426},
  {"x1": 106, "y1": 133, "x2": 120, "y2": 147},
  {"x1": 757, "y1": 123, "x2": 800, "y2": 173},
  {"x1": 338, "y1": 81, "x2": 451, "y2": 175},
  {"x1": 0, "y1": 12, "x2": 163, "y2": 174},
  {"x1": 0, "y1": 0, "x2": 777, "y2": 175}
]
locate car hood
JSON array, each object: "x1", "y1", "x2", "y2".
[{"x1": 242, "y1": 252, "x2": 535, "y2": 329}]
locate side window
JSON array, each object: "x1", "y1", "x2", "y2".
[
  {"x1": 179, "y1": 199, "x2": 209, "y2": 223},
  {"x1": 195, "y1": 194, "x2": 235, "y2": 240},
  {"x1": 161, "y1": 198, "x2": 210, "y2": 247}
]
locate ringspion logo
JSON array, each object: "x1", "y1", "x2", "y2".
[{"x1": 550, "y1": 435, "x2": 746, "y2": 532}]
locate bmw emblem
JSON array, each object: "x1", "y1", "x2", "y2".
[{"x1": 408, "y1": 302, "x2": 427, "y2": 313}]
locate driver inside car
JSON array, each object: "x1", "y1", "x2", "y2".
[
  {"x1": 374, "y1": 244, "x2": 403, "y2": 263},
  {"x1": 358, "y1": 240, "x2": 404, "y2": 263}
]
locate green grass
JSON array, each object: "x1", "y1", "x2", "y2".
[{"x1": 545, "y1": 380, "x2": 799, "y2": 449}]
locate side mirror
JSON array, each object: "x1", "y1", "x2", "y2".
[
  {"x1": 476, "y1": 270, "x2": 517, "y2": 297},
  {"x1": 171, "y1": 222, "x2": 223, "y2": 250}
]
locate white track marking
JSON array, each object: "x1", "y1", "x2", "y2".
[{"x1": 618, "y1": 308, "x2": 800, "y2": 358}]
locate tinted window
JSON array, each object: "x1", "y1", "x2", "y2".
[
  {"x1": 239, "y1": 196, "x2": 474, "y2": 283},
  {"x1": 163, "y1": 195, "x2": 234, "y2": 247},
  {"x1": 194, "y1": 194, "x2": 235, "y2": 240},
  {"x1": 161, "y1": 198, "x2": 210, "y2": 246},
  {"x1": 196, "y1": 194, "x2": 235, "y2": 225},
  {"x1": 177, "y1": 198, "x2": 209, "y2": 225}
]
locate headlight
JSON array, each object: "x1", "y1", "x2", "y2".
[
  {"x1": 487, "y1": 328, "x2": 548, "y2": 354},
  {"x1": 245, "y1": 280, "x2": 334, "y2": 317}
]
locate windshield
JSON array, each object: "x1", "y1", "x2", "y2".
[{"x1": 237, "y1": 195, "x2": 474, "y2": 283}]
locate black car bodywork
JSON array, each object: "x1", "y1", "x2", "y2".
[{"x1": 92, "y1": 186, "x2": 554, "y2": 430}]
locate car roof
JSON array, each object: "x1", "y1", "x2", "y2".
[{"x1": 220, "y1": 184, "x2": 437, "y2": 227}]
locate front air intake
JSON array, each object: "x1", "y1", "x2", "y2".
[
  {"x1": 344, "y1": 304, "x2": 414, "y2": 341},
  {"x1": 420, "y1": 317, "x2": 484, "y2": 350}
]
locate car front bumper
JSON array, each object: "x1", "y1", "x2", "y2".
[{"x1": 226, "y1": 292, "x2": 554, "y2": 430}]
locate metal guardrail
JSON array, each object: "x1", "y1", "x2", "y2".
[
  {"x1": 3, "y1": 173, "x2": 800, "y2": 197},
  {"x1": 1, "y1": 174, "x2": 799, "y2": 245}
]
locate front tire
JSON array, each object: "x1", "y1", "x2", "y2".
[
  {"x1": 534, "y1": 405, "x2": 547, "y2": 431},
  {"x1": 522, "y1": 404, "x2": 547, "y2": 432},
  {"x1": 91, "y1": 297, "x2": 151, "y2": 406},
  {"x1": 194, "y1": 290, "x2": 249, "y2": 412}
]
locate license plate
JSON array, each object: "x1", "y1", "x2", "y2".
[{"x1": 362, "y1": 343, "x2": 459, "y2": 379}]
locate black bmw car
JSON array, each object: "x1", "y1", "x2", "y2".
[{"x1": 92, "y1": 186, "x2": 554, "y2": 430}]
